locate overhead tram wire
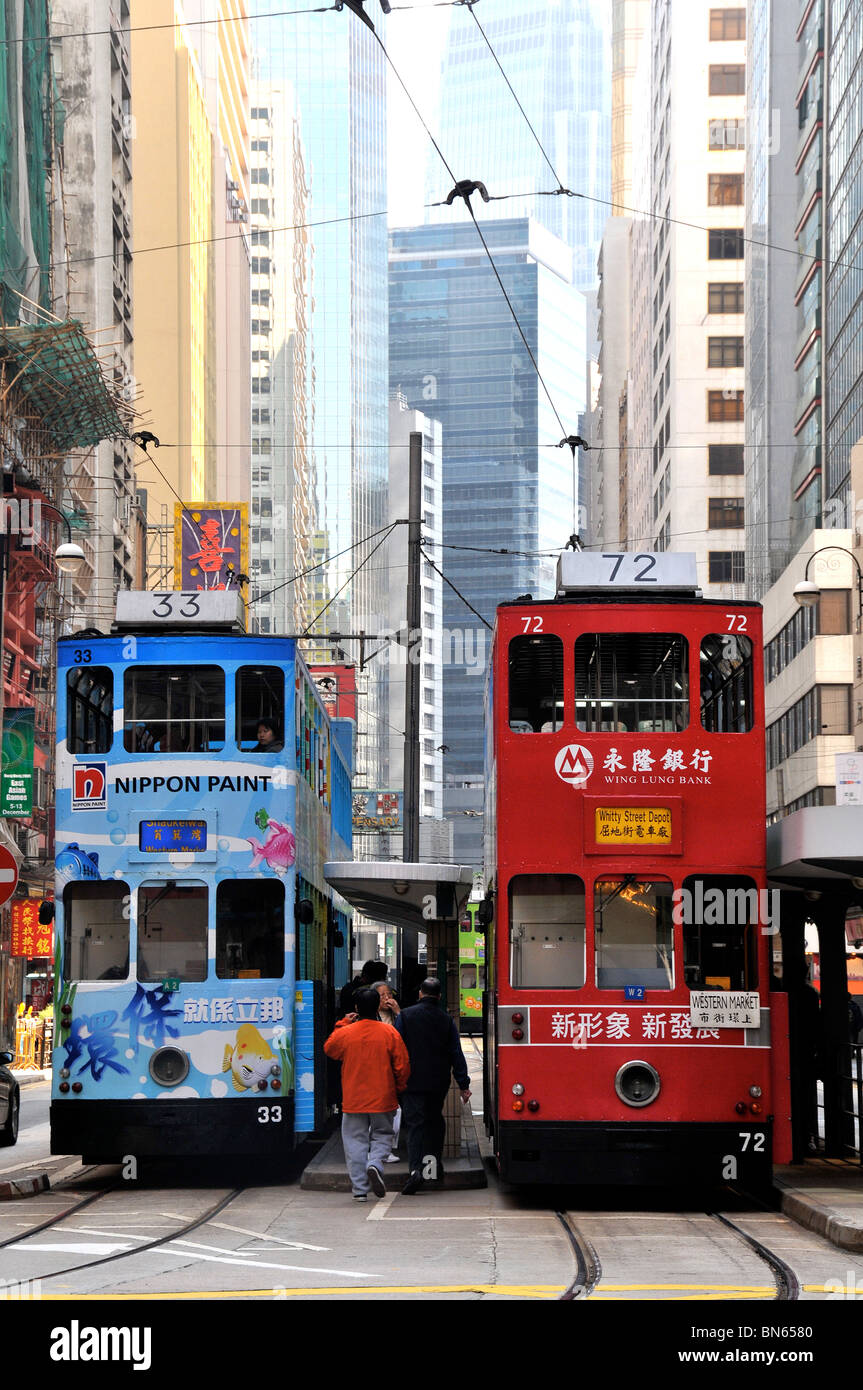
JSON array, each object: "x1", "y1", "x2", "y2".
[
  {"x1": 420, "y1": 546, "x2": 492, "y2": 631},
  {"x1": 298, "y1": 521, "x2": 401, "y2": 637},
  {"x1": 248, "y1": 520, "x2": 404, "y2": 607}
]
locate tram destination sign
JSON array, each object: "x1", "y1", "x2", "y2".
[
  {"x1": 594, "y1": 805, "x2": 672, "y2": 844},
  {"x1": 139, "y1": 818, "x2": 208, "y2": 852},
  {"x1": 115, "y1": 590, "x2": 245, "y2": 628},
  {"x1": 689, "y1": 991, "x2": 760, "y2": 1029},
  {"x1": 557, "y1": 551, "x2": 698, "y2": 594}
]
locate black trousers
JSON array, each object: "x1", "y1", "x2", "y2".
[{"x1": 401, "y1": 1088, "x2": 449, "y2": 1177}]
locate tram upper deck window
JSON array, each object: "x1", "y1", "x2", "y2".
[
  {"x1": 236, "y1": 666, "x2": 285, "y2": 751},
  {"x1": 595, "y1": 878, "x2": 674, "y2": 989},
  {"x1": 216, "y1": 879, "x2": 285, "y2": 979},
  {"x1": 137, "y1": 883, "x2": 207, "y2": 982},
  {"x1": 681, "y1": 875, "x2": 759, "y2": 989},
  {"x1": 508, "y1": 635, "x2": 564, "y2": 732},
  {"x1": 509, "y1": 874, "x2": 585, "y2": 988},
  {"x1": 67, "y1": 667, "x2": 113, "y2": 753},
  {"x1": 62, "y1": 881, "x2": 130, "y2": 982},
  {"x1": 124, "y1": 667, "x2": 225, "y2": 752},
  {"x1": 700, "y1": 633, "x2": 754, "y2": 732},
  {"x1": 575, "y1": 634, "x2": 688, "y2": 732}
]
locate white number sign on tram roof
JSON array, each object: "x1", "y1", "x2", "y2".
[{"x1": 556, "y1": 551, "x2": 699, "y2": 595}]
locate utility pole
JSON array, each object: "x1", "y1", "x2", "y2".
[{"x1": 403, "y1": 431, "x2": 422, "y2": 862}]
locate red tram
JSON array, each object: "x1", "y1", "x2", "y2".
[{"x1": 482, "y1": 551, "x2": 792, "y2": 1185}]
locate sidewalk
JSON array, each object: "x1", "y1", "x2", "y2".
[
  {"x1": 10, "y1": 1068, "x2": 51, "y2": 1087},
  {"x1": 774, "y1": 1159, "x2": 863, "y2": 1251},
  {"x1": 301, "y1": 1102, "x2": 489, "y2": 1193}
]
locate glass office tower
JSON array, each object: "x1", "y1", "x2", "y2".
[
  {"x1": 251, "y1": 5, "x2": 388, "y2": 785},
  {"x1": 429, "y1": 0, "x2": 611, "y2": 290},
  {"x1": 390, "y1": 218, "x2": 586, "y2": 842}
]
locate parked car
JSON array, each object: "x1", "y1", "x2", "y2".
[{"x1": 0, "y1": 1051, "x2": 19, "y2": 1145}]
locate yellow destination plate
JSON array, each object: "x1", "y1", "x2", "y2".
[{"x1": 595, "y1": 806, "x2": 672, "y2": 843}]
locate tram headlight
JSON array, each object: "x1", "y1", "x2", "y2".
[
  {"x1": 614, "y1": 1060, "x2": 661, "y2": 1109},
  {"x1": 749, "y1": 1086, "x2": 762, "y2": 1098},
  {"x1": 512, "y1": 1084, "x2": 524, "y2": 1096},
  {"x1": 149, "y1": 1046, "x2": 190, "y2": 1088}
]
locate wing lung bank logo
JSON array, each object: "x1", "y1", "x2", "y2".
[
  {"x1": 72, "y1": 762, "x2": 107, "y2": 810},
  {"x1": 554, "y1": 744, "x2": 594, "y2": 787}
]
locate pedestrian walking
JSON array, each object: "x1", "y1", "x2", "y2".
[
  {"x1": 338, "y1": 959, "x2": 388, "y2": 1018},
  {"x1": 373, "y1": 980, "x2": 402, "y2": 1162},
  {"x1": 394, "y1": 976, "x2": 471, "y2": 1194},
  {"x1": 323, "y1": 988, "x2": 410, "y2": 1201}
]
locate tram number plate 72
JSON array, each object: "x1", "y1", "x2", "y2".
[
  {"x1": 257, "y1": 1105, "x2": 283, "y2": 1124},
  {"x1": 738, "y1": 1131, "x2": 765, "y2": 1152}
]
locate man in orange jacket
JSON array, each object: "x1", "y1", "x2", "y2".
[{"x1": 324, "y1": 987, "x2": 411, "y2": 1201}]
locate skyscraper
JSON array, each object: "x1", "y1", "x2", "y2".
[
  {"x1": 429, "y1": 0, "x2": 611, "y2": 291},
  {"x1": 251, "y1": 3, "x2": 389, "y2": 786},
  {"x1": 390, "y1": 217, "x2": 586, "y2": 861}
]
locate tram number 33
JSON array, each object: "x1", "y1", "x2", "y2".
[{"x1": 257, "y1": 1105, "x2": 283, "y2": 1124}]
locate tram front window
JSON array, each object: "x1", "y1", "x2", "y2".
[
  {"x1": 509, "y1": 874, "x2": 585, "y2": 988},
  {"x1": 216, "y1": 880, "x2": 285, "y2": 979},
  {"x1": 575, "y1": 634, "x2": 688, "y2": 732},
  {"x1": 236, "y1": 666, "x2": 285, "y2": 751},
  {"x1": 137, "y1": 883, "x2": 207, "y2": 982},
  {"x1": 508, "y1": 635, "x2": 564, "y2": 732},
  {"x1": 681, "y1": 874, "x2": 759, "y2": 989},
  {"x1": 595, "y1": 878, "x2": 674, "y2": 989},
  {"x1": 67, "y1": 666, "x2": 113, "y2": 753},
  {"x1": 124, "y1": 667, "x2": 225, "y2": 752},
  {"x1": 63, "y1": 882, "x2": 130, "y2": 981},
  {"x1": 700, "y1": 634, "x2": 754, "y2": 732}
]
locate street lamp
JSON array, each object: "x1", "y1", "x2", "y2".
[
  {"x1": 793, "y1": 545, "x2": 863, "y2": 621},
  {"x1": 36, "y1": 502, "x2": 86, "y2": 577}
]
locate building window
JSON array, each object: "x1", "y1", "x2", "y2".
[
  {"x1": 708, "y1": 443, "x2": 744, "y2": 473},
  {"x1": 709, "y1": 64, "x2": 745, "y2": 95},
  {"x1": 708, "y1": 336, "x2": 744, "y2": 367},
  {"x1": 708, "y1": 496, "x2": 745, "y2": 528},
  {"x1": 708, "y1": 282, "x2": 744, "y2": 314},
  {"x1": 708, "y1": 173, "x2": 744, "y2": 205},
  {"x1": 250, "y1": 168, "x2": 270, "y2": 185},
  {"x1": 251, "y1": 228, "x2": 270, "y2": 246},
  {"x1": 708, "y1": 550, "x2": 745, "y2": 583},
  {"x1": 708, "y1": 228, "x2": 745, "y2": 259},
  {"x1": 251, "y1": 257, "x2": 271, "y2": 275},
  {"x1": 708, "y1": 117, "x2": 745, "y2": 149},
  {"x1": 251, "y1": 199, "x2": 270, "y2": 215},
  {"x1": 708, "y1": 390, "x2": 744, "y2": 421},
  {"x1": 709, "y1": 8, "x2": 746, "y2": 40}
]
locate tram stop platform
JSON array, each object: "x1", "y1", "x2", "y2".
[
  {"x1": 300, "y1": 1101, "x2": 489, "y2": 1194},
  {"x1": 774, "y1": 1160, "x2": 863, "y2": 1251}
]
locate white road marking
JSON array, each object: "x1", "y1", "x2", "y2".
[
  {"x1": 366, "y1": 1193, "x2": 396, "y2": 1221},
  {"x1": 10, "y1": 1241, "x2": 134, "y2": 1254},
  {"x1": 210, "y1": 1221, "x2": 329, "y2": 1251},
  {"x1": 161, "y1": 1242, "x2": 371, "y2": 1278}
]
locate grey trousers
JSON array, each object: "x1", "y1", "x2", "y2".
[{"x1": 341, "y1": 1111, "x2": 396, "y2": 1194}]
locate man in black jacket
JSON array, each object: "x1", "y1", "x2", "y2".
[{"x1": 394, "y1": 977, "x2": 471, "y2": 1193}]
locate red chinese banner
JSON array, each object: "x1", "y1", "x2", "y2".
[
  {"x1": 10, "y1": 899, "x2": 51, "y2": 959},
  {"x1": 174, "y1": 503, "x2": 249, "y2": 593}
]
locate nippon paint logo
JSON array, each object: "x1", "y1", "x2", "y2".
[
  {"x1": 72, "y1": 762, "x2": 107, "y2": 810},
  {"x1": 49, "y1": 1321, "x2": 152, "y2": 1371},
  {"x1": 554, "y1": 744, "x2": 594, "y2": 787}
]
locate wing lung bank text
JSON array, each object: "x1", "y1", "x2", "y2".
[{"x1": 114, "y1": 775, "x2": 273, "y2": 793}]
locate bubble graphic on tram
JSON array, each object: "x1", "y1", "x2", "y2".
[
  {"x1": 246, "y1": 808, "x2": 296, "y2": 873},
  {"x1": 222, "y1": 1024, "x2": 277, "y2": 1093}
]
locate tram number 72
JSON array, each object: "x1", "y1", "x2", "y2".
[
  {"x1": 257, "y1": 1105, "x2": 283, "y2": 1124},
  {"x1": 738, "y1": 1131, "x2": 765, "y2": 1152}
]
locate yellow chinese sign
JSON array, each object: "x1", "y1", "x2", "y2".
[{"x1": 595, "y1": 806, "x2": 672, "y2": 844}]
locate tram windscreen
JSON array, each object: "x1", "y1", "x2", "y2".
[
  {"x1": 236, "y1": 666, "x2": 285, "y2": 750},
  {"x1": 594, "y1": 878, "x2": 674, "y2": 989},
  {"x1": 67, "y1": 666, "x2": 113, "y2": 753},
  {"x1": 63, "y1": 882, "x2": 130, "y2": 981},
  {"x1": 124, "y1": 667, "x2": 225, "y2": 752},
  {"x1": 137, "y1": 883, "x2": 207, "y2": 982},
  {"x1": 508, "y1": 875, "x2": 585, "y2": 988},
  {"x1": 681, "y1": 875, "x2": 759, "y2": 989},
  {"x1": 700, "y1": 634, "x2": 754, "y2": 732},
  {"x1": 216, "y1": 880, "x2": 285, "y2": 979},
  {"x1": 575, "y1": 634, "x2": 688, "y2": 732},
  {"x1": 508, "y1": 635, "x2": 564, "y2": 732}
]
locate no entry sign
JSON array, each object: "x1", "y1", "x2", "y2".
[{"x1": 0, "y1": 844, "x2": 20, "y2": 907}]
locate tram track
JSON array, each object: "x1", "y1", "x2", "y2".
[
  {"x1": 709, "y1": 1209, "x2": 800, "y2": 1301},
  {"x1": 555, "y1": 1211, "x2": 602, "y2": 1300}
]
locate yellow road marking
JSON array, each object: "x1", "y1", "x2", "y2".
[{"x1": 42, "y1": 1284, "x2": 566, "y2": 1300}]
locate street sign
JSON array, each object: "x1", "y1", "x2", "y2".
[{"x1": 0, "y1": 844, "x2": 20, "y2": 907}]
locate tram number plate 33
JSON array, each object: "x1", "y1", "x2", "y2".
[{"x1": 257, "y1": 1105, "x2": 283, "y2": 1124}]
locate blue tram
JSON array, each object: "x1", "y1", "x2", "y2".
[{"x1": 50, "y1": 591, "x2": 353, "y2": 1162}]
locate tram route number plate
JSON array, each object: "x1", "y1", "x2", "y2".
[
  {"x1": 689, "y1": 991, "x2": 760, "y2": 1029},
  {"x1": 594, "y1": 805, "x2": 672, "y2": 844}
]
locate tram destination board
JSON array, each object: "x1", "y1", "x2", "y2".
[
  {"x1": 139, "y1": 818, "x2": 208, "y2": 852},
  {"x1": 594, "y1": 805, "x2": 672, "y2": 844}
]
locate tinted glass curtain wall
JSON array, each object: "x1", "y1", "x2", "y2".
[{"x1": 389, "y1": 218, "x2": 586, "y2": 784}]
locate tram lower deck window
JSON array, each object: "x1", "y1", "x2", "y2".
[
  {"x1": 63, "y1": 882, "x2": 130, "y2": 981},
  {"x1": 216, "y1": 880, "x2": 285, "y2": 979},
  {"x1": 681, "y1": 875, "x2": 759, "y2": 989},
  {"x1": 124, "y1": 667, "x2": 225, "y2": 752},
  {"x1": 595, "y1": 878, "x2": 674, "y2": 989},
  {"x1": 137, "y1": 883, "x2": 207, "y2": 982},
  {"x1": 508, "y1": 874, "x2": 585, "y2": 988},
  {"x1": 575, "y1": 634, "x2": 688, "y2": 732}
]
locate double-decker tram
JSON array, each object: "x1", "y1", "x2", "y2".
[
  {"x1": 482, "y1": 551, "x2": 792, "y2": 1186},
  {"x1": 51, "y1": 590, "x2": 353, "y2": 1163},
  {"x1": 458, "y1": 900, "x2": 485, "y2": 1035}
]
